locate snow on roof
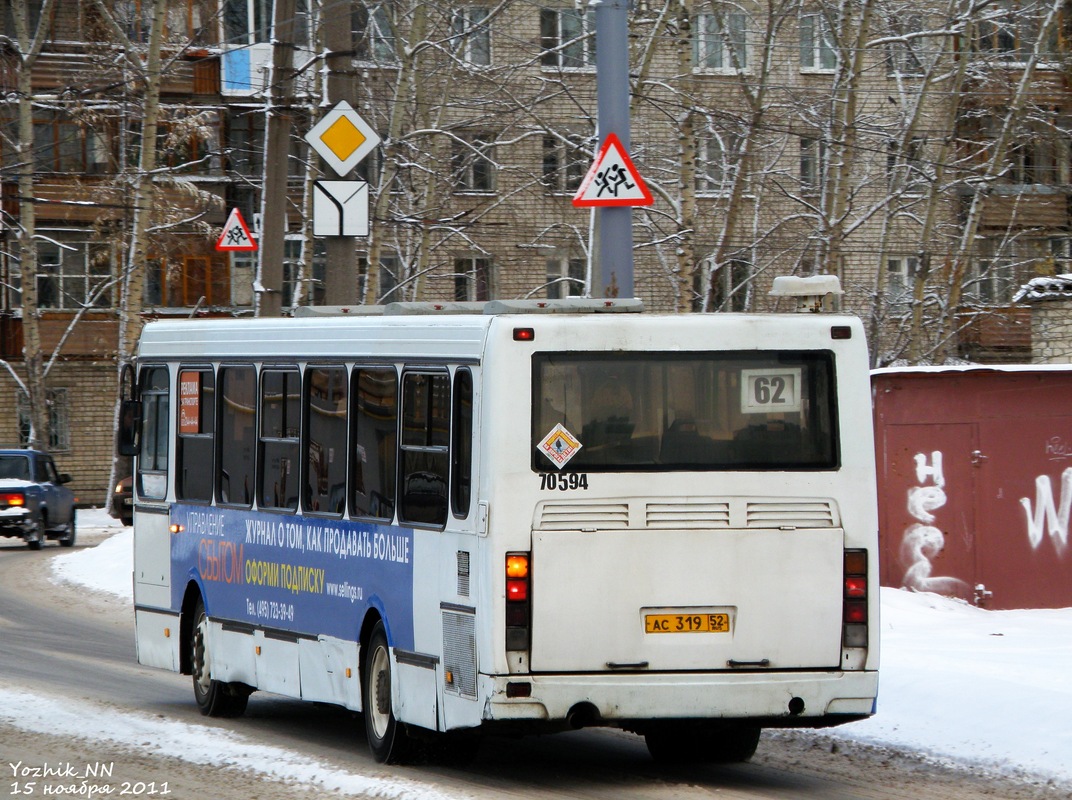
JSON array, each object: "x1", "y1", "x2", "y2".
[
  {"x1": 873, "y1": 362, "x2": 1072, "y2": 377},
  {"x1": 1012, "y1": 273, "x2": 1072, "y2": 303}
]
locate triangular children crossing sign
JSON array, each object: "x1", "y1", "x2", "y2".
[
  {"x1": 572, "y1": 133, "x2": 653, "y2": 208},
  {"x1": 216, "y1": 208, "x2": 258, "y2": 252}
]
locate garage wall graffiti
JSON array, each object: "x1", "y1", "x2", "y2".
[
  {"x1": 900, "y1": 451, "x2": 971, "y2": 597},
  {"x1": 873, "y1": 366, "x2": 1072, "y2": 610}
]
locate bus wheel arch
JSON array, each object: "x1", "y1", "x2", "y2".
[
  {"x1": 178, "y1": 582, "x2": 203, "y2": 675},
  {"x1": 360, "y1": 616, "x2": 418, "y2": 764},
  {"x1": 186, "y1": 590, "x2": 251, "y2": 718}
]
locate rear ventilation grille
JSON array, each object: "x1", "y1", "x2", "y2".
[
  {"x1": 536, "y1": 502, "x2": 630, "y2": 530},
  {"x1": 746, "y1": 500, "x2": 838, "y2": 529},
  {"x1": 534, "y1": 498, "x2": 838, "y2": 531},
  {"x1": 442, "y1": 611, "x2": 477, "y2": 697},
  {"x1": 647, "y1": 502, "x2": 731, "y2": 529}
]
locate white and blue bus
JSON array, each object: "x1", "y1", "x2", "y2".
[{"x1": 125, "y1": 292, "x2": 879, "y2": 764}]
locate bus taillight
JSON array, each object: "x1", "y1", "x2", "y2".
[
  {"x1": 506, "y1": 552, "x2": 530, "y2": 651},
  {"x1": 843, "y1": 549, "x2": 868, "y2": 647}
]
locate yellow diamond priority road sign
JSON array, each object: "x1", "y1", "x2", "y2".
[{"x1": 305, "y1": 101, "x2": 381, "y2": 176}]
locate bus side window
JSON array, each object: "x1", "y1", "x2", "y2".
[
  {"x1": 399, "y1": 372, "x2": 450, "y2": 528},
  {"x1": 137, "y1": 367, "x2": 169, "y2": 500},
  {"x1": 176, "y1": 368, "x2": 215, "y2": 502},
  {"x1": 304, "y1": 365, "x2": 347, "y2": 515},
  {"x1": 260, "y1": 368, "x2": 301, "y2": 511},
  {"x1": 351, "y1": 367, "x2": 397, "y2": 521},
  {"x1": 217, "y1": 365, "x2": 256, "y2": 507},
  {"x1": 451, "y1": 368, "x2": 473, "y2": 519}
]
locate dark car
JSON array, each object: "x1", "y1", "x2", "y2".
[
  {"x1": 110, "y1": 474, "x2": 133, "y2": 526},
  {"x1": 0, "y1": 449, "x2": 76, "y2": 549}
]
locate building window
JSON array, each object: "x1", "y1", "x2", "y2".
[
  {"x1": 452, "y1": 134, "x2": 496, "y2": 192},
  {"x1": 452, "y1": 6, "x2": 491, "y2": 65},
  {"x1": 886, "y1": 255, "x2": 919, "y2": 314},
  {"x1": 223, "y1": 0, "x2": 272, "y2": 44},
  {"x1": 694, "y1": 10, "x2": 748, "y2": 71},
  {"x1": 32, "y1": 111, "x2": 107, "y2": 174},
  {"x1": 971, "y1": 238, "x2": 1048, "y2": 304},
  {"x1": 353, "y1": 2, "x2": 397, "y2": 64},
  {"x1": 546, "y1": 257, "x2": 586, "y2": 299},
  {"x1": 146, "y1": 255, "x2": 230, "y2": 307},
  {"x1": 227, "y1": 111, "x2": 264, "y2": 175},
  {"x1": 976, "y1": 1, "x2": 1057, "y2": 61},
  {"x1": 705, "y1": 257, "x2": 751, "y2": 312},
  {"x1": 1006, "y1": 130, "x2": 1061, "y2": 185},
  {"x1": 116, "y1": 0, "x2": 219, "y2": 45},
  {"x1": 17, "y1": 388, "x2": 71, "y2": 452},
  {"x1": 358, "y1": 253, "x2": 402, "y2": 302},
  {"x1": 885, "y1": 13, "x2": 925, "y2": 75},
  {"x1": 454, "y1": 257, "x2": 491, "y2": 301},
  {"x1": 800, "y1": 12, "x2": 836, "y2": 70},
  {"x1": 540, "y1": 7, "x2": 596, "y2": 68},
  {"x1": 283, "y1": 239, "x2": 326, "y2": 307},
  {"x1": 30, "y1": 241, "x2": 112, "y2": 310},
  {"x1": 887, "y1": 138, "x2": 927, "y2": 193},
  {"x1": 542, "y1": 134, "x2": 587, "y2": 193},
  {"x1": 157, "y1": 113, "x2": 220, "y2": 173},
  {"x1": 800, "y1": 136, "x2": 826, "y2": 195},
  {"x1": 696, "y1": 131, "x2": 739, "y2": 195}
]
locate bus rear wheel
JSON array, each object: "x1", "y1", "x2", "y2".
[
  {"x1": 644, "y1": 721, "x2": 761, "y2": 764},
  {"x1": 191, "y1": 599, "x2": 249, "y2": 718},
  {"x1": 363, "y1": 620, "x2": 417, "y2": 764}
]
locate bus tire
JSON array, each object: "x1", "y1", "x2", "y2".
[
  {"x1": 644, "y1": 721, "x2": 761, "y2": 764},
  {"x1": 363, "y1": 620, "x2": 416, "y2": 764},
  {"x1": 191, "y1": 599, "x2": 249, "y2": 718}
]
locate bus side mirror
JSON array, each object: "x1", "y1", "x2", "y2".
[{"x1": 117, "y1": 399, "x2": 142, "y2": 457}]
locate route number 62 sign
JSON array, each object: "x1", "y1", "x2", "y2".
[{"x1": 741, "y1": 368, "x2": 803, "y2": 414}]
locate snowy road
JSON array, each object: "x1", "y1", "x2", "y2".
[{"x1": 0, "y1": 518, "x2": 1068, "y2": 800}]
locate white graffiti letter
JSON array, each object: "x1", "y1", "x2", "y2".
[
  {"x1": 900, "y1": 450, "x2": 970, "y2": 598},
  {"x1": 914, "y1": 451, "x2": 944, "y2": 488},
  {"x1": 1019, "y1": 467, "x2": 1072, "y2": 555}
]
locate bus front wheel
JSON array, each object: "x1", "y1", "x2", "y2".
[
  {"x1": 191, "y1": 599, "x2": 249, "y2": 718},
  {"x1": 363, "y1": 620, "x2": 417, "y2": 763}
]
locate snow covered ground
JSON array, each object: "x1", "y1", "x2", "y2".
[{"x1": 6, "y1": 508, "x2": 1072, "y2": 793}]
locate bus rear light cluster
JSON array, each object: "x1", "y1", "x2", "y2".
[
  {"x1": 505, "y1": 552, "x2": 530, "y2": 651},
  {"x1": 843, "y1": 549, "x2": 869, "y2": 648}
]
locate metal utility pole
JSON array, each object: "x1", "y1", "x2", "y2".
[
  {"x1": 593, "y1": 0, "x2": 634, "y2": 298},
  {"x1": 257, "y1": 0, "x2": 298, "y2": 317}
]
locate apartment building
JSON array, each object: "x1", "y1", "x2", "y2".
[{"x1": 0, "y1": 0, "x2": 1065, "y2": 496}]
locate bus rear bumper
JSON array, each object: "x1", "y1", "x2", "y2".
[{"x1": 482, "y1": 670, "x2": 878, "y2": 728}]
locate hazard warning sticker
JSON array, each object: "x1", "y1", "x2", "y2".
[{"x1": 537, "y1": 423, "x2": 583, "y2": 469}]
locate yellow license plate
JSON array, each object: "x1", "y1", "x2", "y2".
[{"x1": 645, "y1": 612, "x2": 730, "y2": 634}]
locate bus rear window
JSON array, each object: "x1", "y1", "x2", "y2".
[{"x1": 532, "y1": 352, "x2": 837, "y2": 471}]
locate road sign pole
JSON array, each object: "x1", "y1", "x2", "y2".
[{"x1": 594, "y1": 0, "x2": 634, "y2": 299}]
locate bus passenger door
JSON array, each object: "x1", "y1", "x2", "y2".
[
  {"x1": 132, "y1": 365, "x2": 180, "y2": 671},
  {"x1": 438, "y1": 367, "x2": 483, "y2": 732}
]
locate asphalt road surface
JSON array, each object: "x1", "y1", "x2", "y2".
[{"x1": 0, "y1": 530, "x2": 1063, "y2": 800}]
